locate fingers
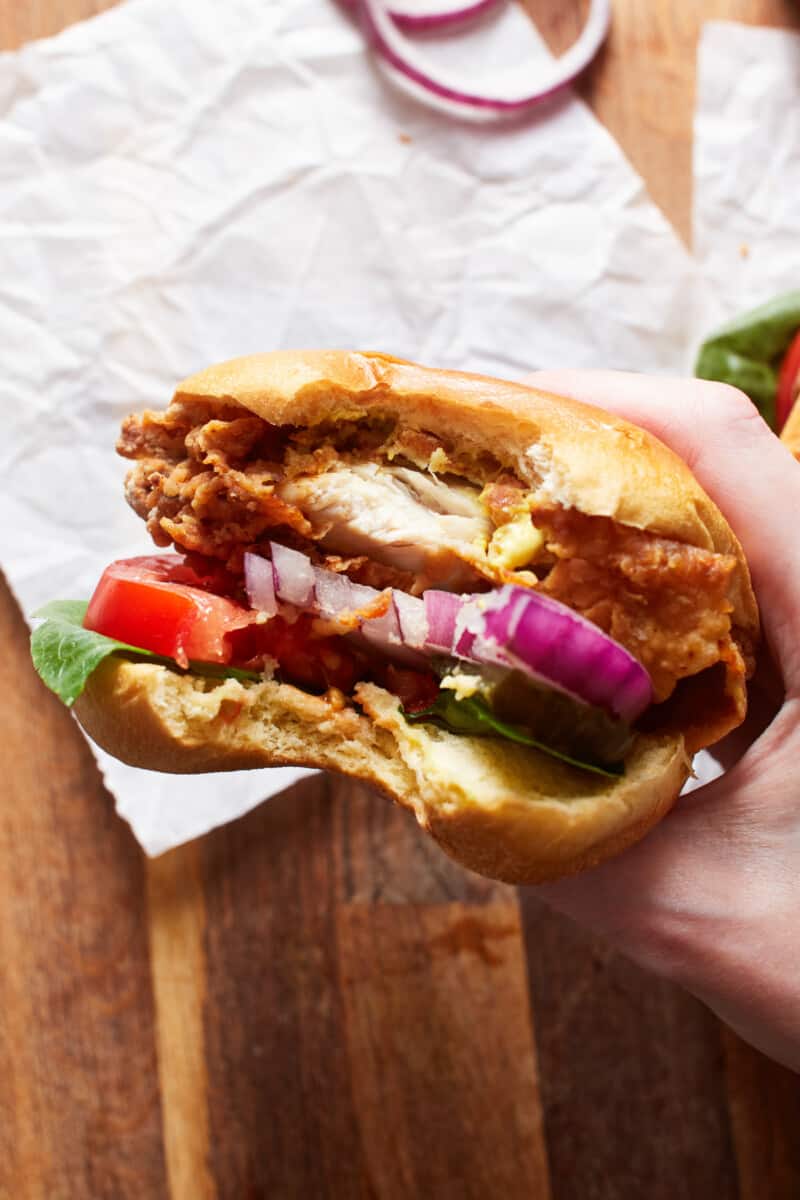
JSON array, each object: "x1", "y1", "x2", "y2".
[{"x1": 527, "y1": 370, "x2": 800, "y2": 680}]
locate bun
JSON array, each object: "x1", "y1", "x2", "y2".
[
  {"x1": 78, "y1": 350, "x2": 758, "y2": 883},
  {"x1": 75, "y1": 659, "x2": 690, "y2": 885}
]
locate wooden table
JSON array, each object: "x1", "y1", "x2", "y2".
[{"x1": 3, "y1": 2, "x2": 800, "y2": 1196}]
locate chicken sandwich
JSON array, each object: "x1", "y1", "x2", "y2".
[{"x1": 31, "y1": 352, "x2": 758, "y2": 882}]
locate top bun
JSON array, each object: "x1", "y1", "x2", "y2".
[{"x1": 175, "y1": 349, "x2": 757, "y2": 639}]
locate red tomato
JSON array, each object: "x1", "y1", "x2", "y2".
[
  {"x1": 777, "y1": 329, "x2": 800, "y2": 431},
  {"x1": 84, "y1": 556, "x2": 253, "y2": 668},
  {"x1": 85, "y1": 555, "x2": 365, "y2": 691},
  {"x1": 229, "y1": 614, "x2": 364, "y2": 694},
  {"x1": 379, "y1": 665, "x2": 440, "y2": 712}
]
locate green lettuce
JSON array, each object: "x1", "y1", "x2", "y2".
[
  {"x1": 403, "y1": 691, "x2": 624, "y2": 778},
  {"x1": 30, "y1": 600, "x2": 260, "y2": 707},
  {"x1": 694, "y1": 290, "x2": 800, "y2": 428}
]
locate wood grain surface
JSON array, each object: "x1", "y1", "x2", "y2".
[{"x1": 2, "y1": 2, "x2": 800, "y2": 1198}]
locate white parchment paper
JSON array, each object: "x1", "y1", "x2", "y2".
[
  {"x1": 694, "y1": 20, "x2": 800, "y2": 318},
  {"x1": 1, "y1": 0, "x2": 703, "y2": 853}
]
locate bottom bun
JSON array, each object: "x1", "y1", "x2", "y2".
[{"x1": 75, "y1": 660, "x2": 691, "y2": 884}]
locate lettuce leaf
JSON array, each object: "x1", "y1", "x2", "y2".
[
  {"x1": 694, "y1": 289, "x2": 800, "y2": 428},
  {"x1": 403, "y1": 691, "x2": 624, "y2": 778},
  {"x1": 30, "y1": 601, "x2": 260, "y2": 707}
]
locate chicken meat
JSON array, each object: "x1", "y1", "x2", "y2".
[{"x1": 277, "y1": 464, "x2": 491, "y2": 591}]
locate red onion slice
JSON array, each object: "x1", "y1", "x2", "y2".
[
  {"x1": 314, "y1": 568, "x2": 359, "y2": 620},
  {"x1": 359, "y1": 0, "x2": 611, "y2": 116},
  {"x1": 359, "y1": 599, "x2": 430, "y2": 667},
  {"x1": 268, "y1": 544, "x2": 427, "y2": 665},
  {"x1": 341, "y1": 0, "x2": 500, "y2": 30},
  {"x1": 462, "y1": 586, "x2": 652, "y2": 722},
  {"x1": 387, "y1": 0, "x2": 501, "y2": 31},
  {"x1": 270, "y1": 543, "x2": 316, "y2": 607},
  {"x1": 424, "y1": 589, "x2": 462, "y2": 650},
  {"x1": 360, "y1": 601, "x2": 402, "y2": 646},
  {"x1": 394, "y1": 590, "x2": 429, "y2": 649},
  {"x1": 270, "y1": 541, "x2": 376, "y2": 618},
  {"x1": 244, "y1": 552, "x2": 278, "y2": 617}
]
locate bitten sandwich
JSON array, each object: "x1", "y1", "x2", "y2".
[{"x1": 31, "y1": 351, "x2": 758, "y2": 883}]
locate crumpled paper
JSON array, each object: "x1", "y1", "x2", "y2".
[
  {"x1": 1, "y1": 0, "x2": 705, "y2": 854},
  {"x1": 694, "y1": 20, "x2": 800, "y2": 318}
]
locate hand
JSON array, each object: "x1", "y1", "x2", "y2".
[{"x1": 524, "y1": 369, "x2": 800, "y2": 1073}]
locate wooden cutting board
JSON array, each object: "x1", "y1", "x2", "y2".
[{"x1": 2, "y1": 2, "x2": 799, "y2": 1197}]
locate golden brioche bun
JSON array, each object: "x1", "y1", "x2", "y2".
[{"x1": 75, "y1": 351, "x2": 758, "y2": 883}]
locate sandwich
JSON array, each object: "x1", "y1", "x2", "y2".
[
  {"x1": 695, "y1": 289, "x2": 800, "y2": 452},
  {"x1": 31, "y1": 351, "x2": 758, "y2": 883}
]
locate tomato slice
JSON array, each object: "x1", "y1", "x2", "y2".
[
  {"x1": 85, "y1": 556, "x2": 253, "y2": 668},
  {"x1": 85, "y1": 554, "x2": 440, "y2": 703},
  {"x1": 377, "y1": 664, "x2": 440, "y2": 712},
  {"x1": 230, "y1": 614, "x2": 366, "y2": 694},
  {"x1": 777, "y1": 329, "x2": 800, "y2": 431}
]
